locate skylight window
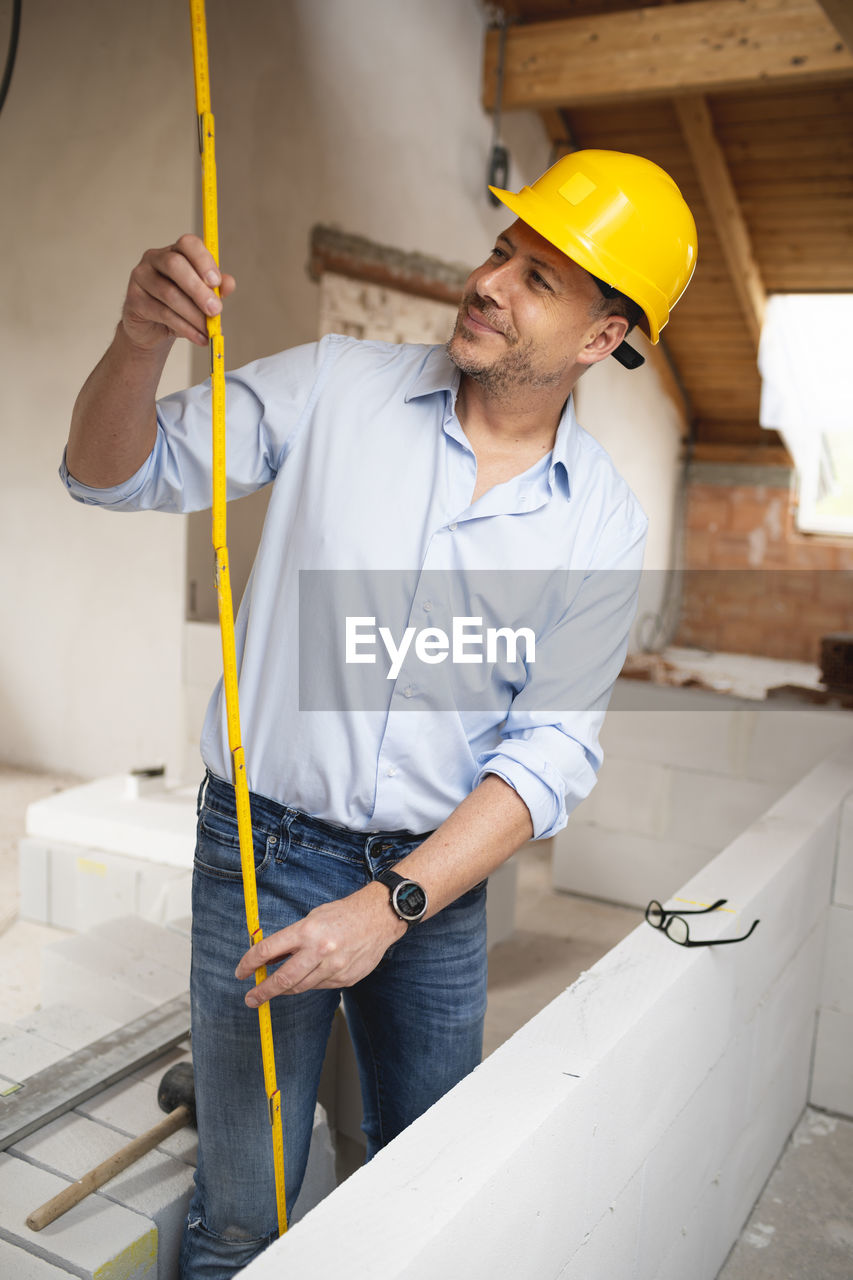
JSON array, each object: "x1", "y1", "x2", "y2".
[{"x1": 758, "y1": 294, "x2": 853, "y2": 537}]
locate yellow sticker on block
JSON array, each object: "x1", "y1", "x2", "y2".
[
  {"x1": 77, "y1": 857, "x2": 107, "y2": 878},
  {"x1": 559, "y1": 172, "x2": 596, "y2": 205},
  {"x1": 93, "y1": 1226, "x2": 157, "y2": 1280}
]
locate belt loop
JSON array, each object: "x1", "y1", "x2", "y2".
[{"x1": 197, "y1": 771, "x2": 210, "y2": 815}]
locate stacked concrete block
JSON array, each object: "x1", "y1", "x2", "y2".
[
  {"x1": 14, "y1": 1003, "x2": 123, "y2": 1052},
  {"x1": 234, "y1": 739, "x2": 853, "y2": 1280},
  {"x1": 0, "y1": 1153, "x2": 157, "y2": 1278},
  {"x1": 553, "y1": 682, "x2": 853, "y2": 908},
  {"x1": 11, "y1": 1103, "x2": 194, "y2": 1280},
  {"x1": 19, "y1": 836, "x2": 192, "y2": 934},
  {"x1": 811, "y1": 790, "x2": 853, "y2": 1117},
  {"x1": 40, "y1": 918, "x2": 190, "y2": 1026},
  {"x1": 20, "y1": 774, "x2": 196, "y2": 934},
  {"x1": 0, "y1": 1025, "x2": 69, "y2": 1084},
  {"x1": 3, "y1": 1012, "x2": 334, "y2": 1278},
  {"x1": 0, "y1": 1236, "x2": 79, "y2": 1278},
  {"x1": 74, "y1": 1048, "x2": 198, "y2": 1167}
]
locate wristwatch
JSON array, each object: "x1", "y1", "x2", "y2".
[{"x1": 376, "y1": 869, "x2": 428, "y2": 926}]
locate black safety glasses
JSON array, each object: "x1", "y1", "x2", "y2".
[{"x1": 645, "y1": 898, "x2": 760, "y2": 947}]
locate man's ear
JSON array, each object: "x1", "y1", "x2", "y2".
[{"x1": 577, "y1": 314, "x2": 630, "y2": 367}]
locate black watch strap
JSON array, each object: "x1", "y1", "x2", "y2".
[{"x1": 376, "y1": 869, "x2": 428, "y2": 925}]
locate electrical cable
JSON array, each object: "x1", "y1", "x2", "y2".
[
  {"x1": 486, "y1": 11, "x2": 510, "y2": 202},
  {"x1": 0, "y1": 0, "x2": 22, "y2": 119}
]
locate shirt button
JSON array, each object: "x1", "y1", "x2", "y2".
[
  {"x1": 423, "y1": 601, "x2": 432, "y2": 612},
  {"x1": 386, "y1": 767, "x2": 397, "y2": 777},
  {"x1": 448, "y1": 522, "x2": 458, "y2": 532},
  {"x1": 403, "y1": 686, "x2": 415, "y2": 698}
]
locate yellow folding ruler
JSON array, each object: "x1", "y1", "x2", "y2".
[{"x1": 188, "y1": 0, "x2": 287, "y2": 1236}]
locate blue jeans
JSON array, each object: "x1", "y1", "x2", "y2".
[{"x1": 179, "y1": 772, "x2": 488, "y2": 1279}]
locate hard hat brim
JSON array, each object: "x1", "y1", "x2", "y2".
[{"x1": 489, "y1": 182, "x2": 663, "y2": 342}]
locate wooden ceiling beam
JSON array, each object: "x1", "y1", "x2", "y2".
[
  {"x1": 483, "y1": 0, "x2": 853, "y2": 110},
  {"x1": 674, "y1": 95, "x2": 767, "y2": 350},
  {"x1": 538, "y1": 107, "x2": 576, "y2": 158},
  {"x1": 816, "y1": 0, "x2": 853, "y2": 53}
]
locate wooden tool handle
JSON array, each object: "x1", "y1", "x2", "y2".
[{"x1": 26, "y1": 1104, "x2": 191, "y2": 1231}]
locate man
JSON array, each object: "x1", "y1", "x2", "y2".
[{"x1": 63, "y1": 149, "x2": 696, "y2": 1277}]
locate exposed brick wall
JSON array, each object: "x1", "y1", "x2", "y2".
[{"x1": 677, "y1": 479, "x2": 853, "y2": 663}]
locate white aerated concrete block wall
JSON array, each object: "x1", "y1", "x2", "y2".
[
  {"x1": 811, "y1": 791, "x2": 853, "y2": 1117},
  {"x1": 20, "y1": 774, "x2": 198, "y2": 932},
  {"x1": 553, "y1": 680, "x2": 853, "y2": 907},
  {"x1": 237, "y1": 741, "x2": 853, "y2": 1280}
]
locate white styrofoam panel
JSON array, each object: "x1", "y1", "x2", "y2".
[
  {"x1": 810, "y1": 1007, "x2": 853, "y2": 1118},
  {"x1": 0, "y1": 1154, "x2": 157, "y2": 1280}
]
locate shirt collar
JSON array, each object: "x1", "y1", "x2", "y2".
[
  {"x1": 405, "y1": 345, "x2": 579, "y2": 501},
  {"x1": 404, "y1": 344, "x2": 461, "y2": 404}
]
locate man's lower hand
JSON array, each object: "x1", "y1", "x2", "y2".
[{"x1": 234, "y1": 882, "x2": 407, "y2": 1005}]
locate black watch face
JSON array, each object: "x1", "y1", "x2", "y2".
[{"x1": 394, "y1": 880, "x2": 427, "y2": 920}]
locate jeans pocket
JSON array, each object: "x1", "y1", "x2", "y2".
[{"x1": 195, "y1": 804, "x2": 280, "y2": 881}]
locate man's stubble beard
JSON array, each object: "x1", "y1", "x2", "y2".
[{"x1": 445, "y1": 302, "x2": 563, "y2": 395}]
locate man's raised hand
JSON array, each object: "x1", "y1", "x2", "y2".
[{"x1": 121, "y1": 233, "x2": 236, "y2": 352}]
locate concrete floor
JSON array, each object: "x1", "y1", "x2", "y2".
[
  {"x1": 1, "y1": 765, "x2": 852, "y2": 1278},
  {"x1": 717, "y1": 1106, "x2": 853, "y2": 1280}
]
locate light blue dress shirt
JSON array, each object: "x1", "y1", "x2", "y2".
[{"x1": 61, "y1": 336, "x2": 647, "y2": 839}]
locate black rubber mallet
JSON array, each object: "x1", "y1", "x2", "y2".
[{"x1": 26, "y1": 1061, "x2": 196, "y2": 1231}]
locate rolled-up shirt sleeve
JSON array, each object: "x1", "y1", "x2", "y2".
[
  {"x1": 59, "y1": 338, "x2": 334, "y2": 513},
  {"x1": 473, "y1": 497, "x2": 648, "y2": 840}
]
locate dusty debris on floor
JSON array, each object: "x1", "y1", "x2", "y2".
[{"x1": 717, "y1": 1106, "x2": 853, "y2": 1279}]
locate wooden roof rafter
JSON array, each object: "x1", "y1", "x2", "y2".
[
  {"x1": 674, "y1": 96, "x2": 767, "y2": 350},
  {"x1": 482, "y1": 0, "x2": 853, "y2": 110},
  {"x1": 483, "y1": 0, "x2": 849, "y2": 459},
  {"x1": 817, "y1": 0, "x2": 853, "y2": 53}
]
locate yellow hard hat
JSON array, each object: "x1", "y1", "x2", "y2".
[{"x1": 489, "y1": 149, "x2": 698, "y2": 343}]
